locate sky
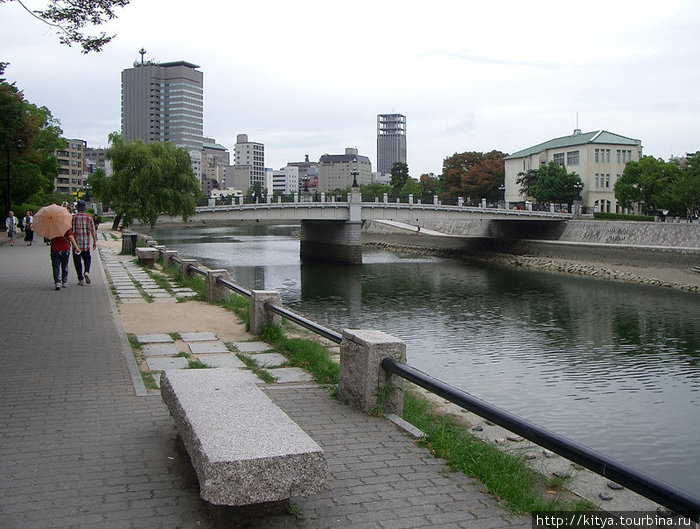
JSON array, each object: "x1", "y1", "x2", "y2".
[{"x1": 2, "y1": 0, "x2": 700, "y2": 177}]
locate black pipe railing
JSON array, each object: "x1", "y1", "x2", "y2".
[
  {"x1": 381, "y1": 357, "x2": 700, "y2": 522},
  {"x1": 216, "y1": 276, "x2": 252, "y2": 299},
  {"x1": 263, "y1": 301, "x2": 343, "y2": 344}
]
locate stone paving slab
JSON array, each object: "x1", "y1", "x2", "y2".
[
  {"x1": 136, "y1": 333, "x2": 174, "y2": 344},
  {"x1": 267, "y1": 367, "x2": 315, "y2": 383},
  {"x1": 181, "y1": 332, "x2": 218, "y2": 342},
  {"x1": 233, "y1": 341, "x2": 272, "y2": 353},
  {"x1": 245, "y1": 352, "x2": 288, "y2": 367},
  {"x1": 146, "y1": 356, "x2": 189, "y2": 371},
  {"x1": 142, "y1": 343, "x2": 181, "y2": 356},
  {"x1": 188, "y1": 341, "x2": 229, "y2": 355},
  {"x1": 197, "y1": 354, "x2": 247, "y2": 369}
]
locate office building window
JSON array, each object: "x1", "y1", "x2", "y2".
[
  {"x1": 553, "y1": 153, "x2": 565, "y2": 166},
  {"x1": 567, "y1": 151, "x2": 579, "y2": 165}
]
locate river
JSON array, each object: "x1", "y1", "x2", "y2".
[{"x1": 150, "y1": 225, "x2": 700, "y2": 497}]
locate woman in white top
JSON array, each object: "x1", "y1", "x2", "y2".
[{"x1": 5, "y1": 211, "x2": 19, "y2": 246}]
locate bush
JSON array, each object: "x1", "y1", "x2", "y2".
[{"x1": 593, "y1": 212, "x2": 654, "y2": 222}]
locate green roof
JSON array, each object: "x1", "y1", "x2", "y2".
[{"x1": 505, "y1": 130, "x2": 640, "y2": 160}]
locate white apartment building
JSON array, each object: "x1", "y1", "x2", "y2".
[
  {"x1": 504, "y1": 130, "x2": 642, "y2": 212},
  {"x1": 271, "y1": 166, "x2": 299, "y2": 195},
  {"x1": 233, "y1": 134, "x2": 265, "y2": 191}
]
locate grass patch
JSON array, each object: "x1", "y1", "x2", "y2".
[
  {"x1": 186, "y1": 358, "x2": 210, "y2": 369},
  {"x1": 593, "y1": 211, "x2": 654, "y2": 222},
  {"x1": 140, "y1": 371, "x2": 158, "y2": 390},
  {"x1": 261, "y1": 324, "x2": 339, "y2": 385},
  {"x1": 402, "y1": 390, "x2": 593, "y2": 515},
  {"x1": 162, "y1": 263, "x2": 206, "y2": 301},
  {"x1": 235, "y1": 352, "x2": 276, "y2": 383}
]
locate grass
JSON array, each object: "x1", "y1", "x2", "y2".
[
  {"x1": 402, "y1": 390, "x2": 594, "y2": 514},
  {"x1": 161, "y1": 263, "x2": 206, "y2": 301},
  {"x1": 235, "y1": 352, "x2": 276, "y2": 383}
]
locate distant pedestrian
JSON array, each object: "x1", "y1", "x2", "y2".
[
  {"x1": 71, "y1": 200, "x2": 97, "y2": 286},
  {"x1": 92, "y1": 213, "x2": 100, "y2": 231},
  {"x1": 23, "y1": 210, "x2": 34, "y2": 245},
  {"x1": 50, "y1": 229, "x2": 80, "y2": 290},
  {"x1": 5, "y1": 211, "x2": 19, "y2": 246}
]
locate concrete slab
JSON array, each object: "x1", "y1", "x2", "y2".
[
  {"x1": 136, "y1": 333, "x2": 174, "y2": 344},
  {"x1": 181, "y1": 332, "x2": 218, "y2": 342},
  {"x1": 267, "y1": 367, "x2": 314, "y2": 384},
  {"x1": 246, "y1": 352, "x2": 287, "y2": 367},
  {"x1": 188, "y1": 341, "x2": 229, "y2": 355},
  {"x1": 233, "y1": 341, "x2": 271, "y2": 353},
  {"x1": 146, "y1": 356, "x2": 189, "y2": 371},
  {"x1": 142, "y1": 343, "x2": 181, "y2": 357},
  {"x1": 197, "y1": 354, "x2": 247, "y2": 369},
  {"x1": 160, "y1": 369, "x2": 326, "y2": 506}
]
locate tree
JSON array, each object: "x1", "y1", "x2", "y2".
[
  {"x1": 516, "y1": 169, "x2": 538, "y2": 198},
  {"x1": 2, "y1": 0, "x2": 130, "y2": 53},
  {"x1": 614, "y1": 156, "x2": 680, "y2": 215},
  {"x1": 89, "y1": 133, "x2": 201, "y2": 229},
  {"x1": 440, "y1": 151, "x2": 506, "y2": 201},
  {"x1": 1, "y1": 64, "x2": 64, "y2": 213},
  {"x1": 528, "y1": 162, "x2": 582, "y2": 204},
  {"x1": 390, "y1": 162, "x2": 409, "y2": 192},
  {"x1": 399, "y1": 178, "x2": 421, "y2": 198}
]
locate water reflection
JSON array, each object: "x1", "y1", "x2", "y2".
[{"x1": 151, "y1": 225, "x2": 700, "y2": 496}]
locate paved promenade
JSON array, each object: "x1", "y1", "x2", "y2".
[{"x1": 0, "y1": 240, "x2": 529, "y2": 528}]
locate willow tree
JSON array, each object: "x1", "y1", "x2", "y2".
[{"x1": 89, "y1": 133, "x2": 201, "y2": 229}]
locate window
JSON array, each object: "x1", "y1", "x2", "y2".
[
  {"x1": 617, "y1": 150, "x2": 621, "y2": 163},
  {"x1": 595, "y1": 174, "x2": 599, "y2": 188},
  {"x1": 553, "y1": 153, "x2": 565, "y2": 166},
  {"x1": 567, "y1": 151, "x2": 579, "y2": 165},
  {"x1": 605, "y1": 174, "x2": 610, "y2": 188},
  {"x1": 605, "y1": 149, "x2": 610, "y2": 163},
  {"x1": 595, "y1": 149, "x2": 599, "y2": 163}
]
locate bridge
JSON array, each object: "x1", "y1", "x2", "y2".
[{"x1": 189, "y1": 192, "x2": 572, "y2": 264}]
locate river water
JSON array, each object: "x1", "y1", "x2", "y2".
[{"x1": 151, "y1": 225, "x2": 700, "y2": 497}]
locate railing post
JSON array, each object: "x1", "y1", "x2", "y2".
[
  {"x1": 433, "y1": 194, "x2": 438, "y2": 206},
  {"x1": 408, "y1": 194, "x2": 414, "y2": 205},
  {"x1": 205, "y1": 270, "x2": 232, "y2": 303},
  {"x1": 383, "y1": 193, "x2": 388, "y2": 204},
  {"x1": 458, "y1": 197, "x2": 464, "y2": 207},
  {"x1": 162, "y1": 250, "x2": 179, "y2": 266},
  {"x1": 250, "y1": 290, "x2": 282, "y2": 334},
  {"x1": 338, "y1": 329, "x2": 406, "y2": 416},
  {"x1": 321, "y1": 192, "x2": 326, "y2": 203},
  {"x1": 294, "y1": 192, "x2": 299, "y2": 203},
  {"x1": 481, "y1": 198, "x2": 487, "y2": 208},
  {"x1": 178, "y1": 258, "x2": 199, "y2": 279}
]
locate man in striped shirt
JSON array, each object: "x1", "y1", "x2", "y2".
[{"x1": 72, "y1": 200, "x2": 97, "y2": 286}]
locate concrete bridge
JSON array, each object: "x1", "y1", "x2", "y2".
[{"x1": 190, "y1": 192, "x2": 572, "y2": 264}]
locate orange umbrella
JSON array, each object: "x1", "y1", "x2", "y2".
[{"x1": 32, "y1": 204, "x2": 73, "y2": 240}]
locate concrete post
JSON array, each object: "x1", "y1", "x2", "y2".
[
  {"x1": 250, "y1": 290, "x2": 282, "y2": 334},
  {"x1": 481, "y1": 198, "x2": 487, "y2": 208},
  {"x1": 208, "y1": 198, "x2": 215, "y2": 207},
  {"x1": 205, "y1": 269, "x2": 232, "y2": 303},
  {"x1": 550, "y1": 203, "x2": 555, "y2": 213},
  {"x1": 267, "y1": 195, "x2": 272, "y2": 204},
  {"x1": 239, "y1": 196, "x2": 244, "y2": 206},
  {"x1": 179, "y1": 258, "x2": 199, "y2": 279},
  {"x1": 504, "y1": 201, "x2": 510, "y2": 210},
  {"x1": 458, "y1": 197, "x2": 464, "y2": 207},
  {"x1": 277, "y1": 196, "x2": 282, "y2": 203},
  {"x1": 433, "y1": 194, "x2": 438, "y2": 206},
  {"x1": 321, "y1": 193, "x2": 326, "y2": 203},
  {"x1": 408, "y1": 194, "x2": 414, "y2": 205},
  {"x1": 162, "y1": 250, "x2": 179, "y2": 266},
  {"x1": 338, "y1": 329, "x2": 406, "y2": 416},
  {"x1": 383, "y1": 193, "x2": 388, "y2": 204},
  {"x1": 294, "y1": 193, "x2": 299, "y2": 203},
  {"x1": 146, "y1": 239, "x2": 157, "y2": 247}
]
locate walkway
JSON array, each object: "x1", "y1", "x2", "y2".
[{"x1": 0, "y1": 240, "x2": 529, "y2": 528}]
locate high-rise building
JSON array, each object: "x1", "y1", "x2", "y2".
[
  {"x1": 121, "y1": 60, "x2": 204, "y2": 151},
  {"x1": 377, "y1": 113, "x2": 406, "y2": 175},
  {"x1": 54, "y1": 139, "x2": 87, "y2": 196},
  {"x1": 233, "y1": 134, "x2": 265, "y2": 191}
]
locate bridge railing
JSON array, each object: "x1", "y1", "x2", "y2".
[{"x1": 149, "y1": 240, "x2": 697, "y2": 521}]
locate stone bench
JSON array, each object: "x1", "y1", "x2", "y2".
[
  {"x1": 160, "y1": 369, "x2": 326, "y2": 508},
  {"x1": 135, "y1": 247, "x2": 159, "y2": 267}
]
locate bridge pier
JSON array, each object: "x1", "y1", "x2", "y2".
[{"x1": 300, "y1": 220, "x2": 362, "y2": 264}]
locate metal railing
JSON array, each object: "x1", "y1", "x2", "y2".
[
  {"x1": 151, "y1": 239, "x2": 699, "y2": 522},
  {"x1": 381, "y1": 357, "x2": 700, "y2": 522}
]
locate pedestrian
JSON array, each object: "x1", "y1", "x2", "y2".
[
  {"x1": 50, "y1": 228, "x2": 80, "y2": 290},
  {"x1": 92, "y1": 213, "x2": 100, "y2": 231},
  {"x1": 5, "y1": 210, "x2": 19, "y2": 246},
  {"x1": 23, "y1": 210, "x2": 34, "y2": 245},
  {"x1": 71, "y1": 200, "x2": 97, "y2": 286}
]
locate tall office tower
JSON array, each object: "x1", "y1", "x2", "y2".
[
  {"x1": 377, "y1": 113, "x2": 406, "y2": 174},
  {"x1": 232, "y1": 134, "x2": 265, "y2": 191},
  {"x1": 121, "y1": 60, "x2": 204, "y2": 151}
]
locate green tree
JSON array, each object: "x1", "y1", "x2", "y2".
[
  {"x1": 440, "y1": 151, "x2": 506, "y2": 201},
  {"x1": 89, "y1": 133, "x2": 201, "y2": 229},
  {"x1": 2, "y1": 0, "x2": 130, "y2": 53},
  {"x1": 399, "y1": 178, "x2": 422, "y2": 198},
  {"x1": 528, "y1": 162, "x2": 582, "y2": 204},
  {"x1": 390, "y1": 162, "x2": 409, "y2": 192},
  {"x1": 1, "y1": 64, "x2": 64, "y2": 213},
  {"x1": 419, "y1": 173, "x2": 441, "y2": 197},
  {"x1": 516, "y1": 169, "x2": 538, "y2": 198},
  {"x1": 614, "y1": 156, "x2": 680, "y2": 215}
]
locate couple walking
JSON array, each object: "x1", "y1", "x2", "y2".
[{"x1": 51, "y1": 200, "x2": 97, "y2": 290}]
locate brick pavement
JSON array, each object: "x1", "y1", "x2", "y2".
[{"x1": 0, "y1": 241, "x2": 530, "y2": 528}]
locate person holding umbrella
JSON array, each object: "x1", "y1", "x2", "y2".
[{"x1": 32, "y1": 204, "x2": 81, "y2": 290}]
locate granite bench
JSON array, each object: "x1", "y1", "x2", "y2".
[
  {"x1": 160, "y1": 369, "x2": 327, "y2": 508},
  {"x1": 135, "y1": 247, "x2": 159, "y2": 267}
]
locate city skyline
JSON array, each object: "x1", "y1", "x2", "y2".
[{"x1": 2, "y1": 0, "x2": 700, "y2": 177}]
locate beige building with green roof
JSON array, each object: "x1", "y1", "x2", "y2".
[{"x1": 504, "y1": 129, "x2": 642, "y2": 213}]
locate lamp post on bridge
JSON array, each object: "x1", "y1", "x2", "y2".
[
  {"x1": 573, "y1": 183, "x2": 583, "y2": 217},
  {"x1": 351, "y1": 158, "x2": 359, "y2": 189},
  {"x1": 498, "y1": 184, "x2": 506, "y2": 209}
]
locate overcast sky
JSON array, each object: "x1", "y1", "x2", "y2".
[{"x1": 2, "y1": 0, "x2": 699, "y2": 176}]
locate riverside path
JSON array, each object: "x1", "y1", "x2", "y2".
[{"x1": 0, "y1": 238, "x2": 530, "y2": 528}]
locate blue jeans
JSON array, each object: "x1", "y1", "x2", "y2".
[
  {"x1": 51, "y1": 250, "x2": 70, "y2": 284},
  {"x1": 72, "y1": 249, "x2": 91, "y2": 281}
]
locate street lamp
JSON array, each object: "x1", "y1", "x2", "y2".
[
  {"x1": 573, "y1": 183, "x2": 583, "y2": 201},
  {"x1": 497, "y1": 184, "x2": 506, "y2": 208},
  {"x1": 351, "y1": 158, "x2": 359, "y2": 188}
]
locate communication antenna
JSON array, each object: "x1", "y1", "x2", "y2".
[{"x1": 139, "y1": 48, "x2": 147, "y2": 64}]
